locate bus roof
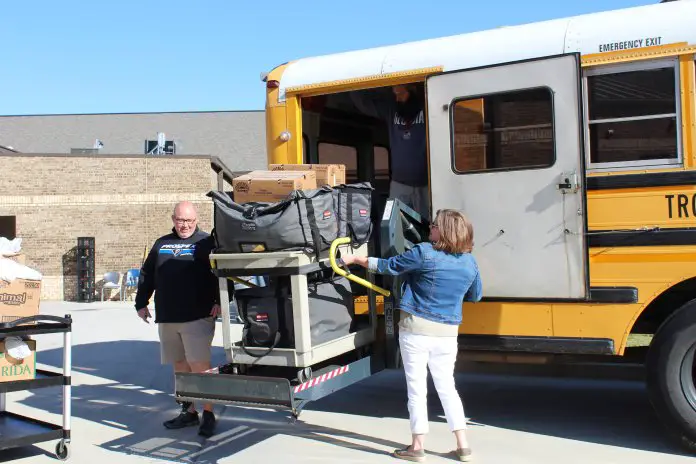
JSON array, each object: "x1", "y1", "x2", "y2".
[{"x1": 277, "y1": 1, "x2": 696, "y2": 101}]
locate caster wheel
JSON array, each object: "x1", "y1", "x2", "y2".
[
  {"x1": 297, "y1": 367, "x2": 312, "y2": 383},
  {"x1": 55, "y1": 442, "x2": 70, "y2": 461}
]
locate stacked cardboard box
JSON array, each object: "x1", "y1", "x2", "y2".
[
  {"x1": 1, "y1": 238, "x2": 42, "y2": 325},
  {"x1": 269, "y1": 164, "x2": 346, "y2": 187},
  {"x1": 0, "y1": 277, "x2": 41, "y2": 324},
  {"x1": 0, "y1": 238, "x2": 41, "y2": 383},
  {"x1": 232, "y1": 170, "x2": 318, "y2": 203},
  {"x1": 0, "y1": 338, "x2": 36, "y2": 383}
]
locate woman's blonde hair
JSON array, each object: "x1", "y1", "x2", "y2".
[{"x1": 432, "y1": 209, "x2": 474, "y2": 254}]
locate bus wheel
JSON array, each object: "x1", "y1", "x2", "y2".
[{"x1": 647, "y1": 298, "x2": 696, "y2": 452}]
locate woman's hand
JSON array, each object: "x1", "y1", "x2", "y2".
[{"x1": 341, "y1": 255, "x2": 369, "y2": 269}]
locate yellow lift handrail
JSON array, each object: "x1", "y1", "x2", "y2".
[{"x1": 329, "y1": 237, "x2": 391, "y2": 297}]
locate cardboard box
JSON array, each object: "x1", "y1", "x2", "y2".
[
  {"x1": 0, "y1": 278, "x2": 41, "y2": 324},
  {"x1": 233, "y1": 170, "x2": 317, "y2": 203},
  {"x1": 2, "y1": 253, "x2": 25, "y2": 265},
  {"x1": 0, "y1": 338, "x2": 36, "y2": 383},
  {"x1": 270, "y1": 164, "x2": 346, "y2": 187}
]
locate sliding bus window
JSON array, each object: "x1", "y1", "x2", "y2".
[{"x1": 451, "y1": 88, "x2": 555, "y2": 174}]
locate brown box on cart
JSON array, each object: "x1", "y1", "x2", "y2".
[
  {"x1": 270, "y1": 164, "x2": 346, "y2": 187},
  {"x1": 0, "y1": 278, "x2": 41, "y2": 324},
  {"x1": 232, "y1": 170, "x2": 317, "y2": 203},
  {"x1": 0, "y1": 338, "x2": 36, "y2": 382}
]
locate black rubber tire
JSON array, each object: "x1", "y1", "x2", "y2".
[
  {"x1": 646, "y1": 298, "x2": 696, "y2": 452},
  {"x1": 55, "y1": 441, "x2": 70, "y2": 461}
]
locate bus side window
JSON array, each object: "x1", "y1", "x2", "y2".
[
  {"x1": 452, "y1": 90, "x2": 554, "y2": 174},
  {"x1": 374, "y1": 146, "x2": 390, "y2": 192},
  {"x1": 318, "y1": 143, "x2": 358, "y2": 183},
  {"x1": 585, "y1": 60, "x2": 680, "y2": 169}
]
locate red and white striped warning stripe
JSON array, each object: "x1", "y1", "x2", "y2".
[{"x1": 294, "y1": 365, "x2": 349, "y2": 393}]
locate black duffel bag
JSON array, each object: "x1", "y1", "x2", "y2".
[
  {"x1": 234, "y1": 277, "x2": 294, "y2": 358},
  {"x1": 208, "y1": 186, "x2": 338, "y2": 255},
  {"x1": 233, "y1": 272, "x2": 355, "y2": 358},
  {"x1": 333, "y1": 182, "x2": 375, "y2": 247}
]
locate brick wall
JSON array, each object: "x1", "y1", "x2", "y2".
[{"x1": 0, "y1": 155, "x2": 221, "y2": 301}]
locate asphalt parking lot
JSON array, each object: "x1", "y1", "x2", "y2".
[{"x1": 1, "y1": 301, "x2": 694, "y2": 464}]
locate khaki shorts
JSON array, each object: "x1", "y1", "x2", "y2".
[{"x1": 158, "y1": 317, "x2": 215, "y2": 364}]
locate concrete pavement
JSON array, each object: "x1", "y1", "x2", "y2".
[{"x1": 0, "y1": 301, "x2": 693, "y2": 463}]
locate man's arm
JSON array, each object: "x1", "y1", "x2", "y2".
[
  {"x1": 349, "y1": 89, "x2": 391, "y2": 121},
  {"x1": 201, "y1": 235, "x2": 221, "y2": 311},
  {"x1": 134, "y1": 243, "x2": 158, "y2": 310}
]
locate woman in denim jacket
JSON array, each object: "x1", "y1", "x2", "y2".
[{"x1": 342, "y1": 209, "x2": 482, "y2": 462}]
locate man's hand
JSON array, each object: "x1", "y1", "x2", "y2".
[
  {"x1": 210, "y1": 304, "x2": 221, "y2": 319},
  {"x1": 137, "y1": 307, "x2": 152, "y2": 323}
]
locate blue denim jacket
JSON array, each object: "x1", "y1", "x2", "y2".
[{"x1": 368, "y1": 242, "x2": 482, "y2": 325}]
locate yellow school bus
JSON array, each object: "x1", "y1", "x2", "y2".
[{"x1": 261, "y1": 0, "x2": 696, "y2": 449}]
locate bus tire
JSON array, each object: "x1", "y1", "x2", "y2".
[{"x1": 646, "y1": 298, "x2": 696, "y2": 452}]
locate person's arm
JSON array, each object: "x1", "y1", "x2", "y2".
[
  {"x1": 202, "y1": 235, "x2": 221, "y2": 316},
  {"x1": 349, "y1": 89, "x2": 391, "y2": 121},
  {"x1": 464, "y1": 271, "x2": 482, "y2": 302},
  {"x1": 134, "y1": 243, "x2": 158, "y2": 311},
  {"x1": 342, "y1": 245, "x2": 424, "y2": 276}
]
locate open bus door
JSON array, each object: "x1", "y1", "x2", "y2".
[{"x1": 426, "y1": 53, "x2": 589, "y2": 300}]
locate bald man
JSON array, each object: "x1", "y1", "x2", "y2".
[{"x1": 135, "y1": 201, "x2": 221, "y2": 437}]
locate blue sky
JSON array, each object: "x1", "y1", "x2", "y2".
[{"x1": 2, "y1": 0, "x2": 655, "y2": 115}]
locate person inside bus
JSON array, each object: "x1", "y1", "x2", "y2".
[
  {"x1": 350, "y1": 84, "x2": 429, "y2": 220},
  {"x1": 341, "y1": 209, "x2": 481, "y2": 462}
]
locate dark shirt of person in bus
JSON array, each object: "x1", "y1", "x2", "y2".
[{"x1": 351, "y1": 85, "x2": 429, "y2": 219}]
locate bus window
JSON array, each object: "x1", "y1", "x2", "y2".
[
  {"x1": 374, "y1": 146, "x2": 390, "y2": 191},
  {"x1": 586, "y1": 60, "x2": 679, "y2": 169},
  {"x1": 452, "y1": 89, "x2": 554, "y2": 174},
  {"x1": 318, "y1": 143, "x2": 358, "y2": 183}
]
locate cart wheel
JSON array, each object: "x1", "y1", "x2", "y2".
[{"x1": 55, "y1": 441, "x2": 70, "y2": 461}]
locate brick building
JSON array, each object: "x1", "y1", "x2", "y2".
[{"x1": 0, "y1": 154, "x2": 234, "y2": 301}]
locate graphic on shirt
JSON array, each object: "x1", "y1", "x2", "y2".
[
  {"x1": 159, "y1": 243, "x2": 196, "y2": 257},
  {"x1": 393, "y1": 110, "x2": 425, "y2": 128},
  {"x1": 394, "y1": 110, "x2": 424, "y2": 141}
]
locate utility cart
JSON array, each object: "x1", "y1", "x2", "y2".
[
  {"x1": 175, "y1": 198, "x2": 427, "y2": 418},
  {"x1": 0, "y1": 315, "x2": 73, "y2": 460}
]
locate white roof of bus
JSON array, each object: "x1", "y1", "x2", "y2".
[{"x1": 278, "y1": 1, "x2": 696, "y2": 101}]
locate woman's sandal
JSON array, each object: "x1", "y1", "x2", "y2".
[
  {"x1": 392, "y1": 447, "x2": 426, "y2": 462},
  {"x1": 452, "y1": 447, "x2": 473, "y2": 462}
]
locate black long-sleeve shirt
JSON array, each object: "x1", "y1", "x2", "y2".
[{"x1": 134, "y1": 228, "x2": 220, "y2": 323}]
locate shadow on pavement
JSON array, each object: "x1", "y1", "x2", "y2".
[
  {"x1": 0, "y1": 445, "x2": 54, "y2": 463},
  {"x1": 12, "y1": 339, "x2": 692, "y2": 462},
  {"x1": 15, "y1": 341, "x2": 405, "y2": 463}
]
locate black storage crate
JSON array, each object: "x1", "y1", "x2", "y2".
[{"x1": 76, "y1": 237, "x2": 95, "y2": 303}]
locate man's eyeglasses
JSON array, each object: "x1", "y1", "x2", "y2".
[{"x1": 174, "y1": 218, "x2": 196, "y2": 225}]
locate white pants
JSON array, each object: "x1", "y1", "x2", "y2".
[
  {"x1": 390, "y1": 180, "x2": 429, "y2": 220},
  {"x1": 399, "y1": 331, "x2": 467, "y2": 434}
]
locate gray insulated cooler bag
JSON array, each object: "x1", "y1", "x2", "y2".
[
  {"x1": 208, "y1": 187, "x2": 338, "y2": 255},
  {"x1": 234, "y1": 273, "x2": 355, "y2": 357},
  {"x1": 333, "y1": 182, "x2": 374, "y2": 246}
]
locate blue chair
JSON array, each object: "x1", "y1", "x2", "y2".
[{"x1": 121, "y1": 269, "x2": 140, "y2": 301}]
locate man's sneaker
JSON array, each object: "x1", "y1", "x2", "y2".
[
  {"x1": 163, "y1": 402, "x2": 199, "y2": 429},
  {"x1": 198, "y1": 410, "x2": 216, "y2": 438}
]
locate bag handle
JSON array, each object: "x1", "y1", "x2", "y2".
[{"x1": 240, "y1": 324, "x2": 281, "y2": 359}]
